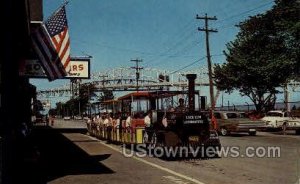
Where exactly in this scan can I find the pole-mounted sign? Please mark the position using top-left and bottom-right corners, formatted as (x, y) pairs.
(19, 57), (91, 79)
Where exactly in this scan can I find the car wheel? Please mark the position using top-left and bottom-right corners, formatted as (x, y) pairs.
(282, 122), (287, 132)
(220, 127), (229, 136)
(249, 131), (257, 136)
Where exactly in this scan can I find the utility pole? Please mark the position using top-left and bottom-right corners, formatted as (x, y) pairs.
(131, 58), (143, 92)
(196, 14), (217, 109)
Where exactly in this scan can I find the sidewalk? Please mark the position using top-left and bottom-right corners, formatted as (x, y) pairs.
(20, 125), (111, 184)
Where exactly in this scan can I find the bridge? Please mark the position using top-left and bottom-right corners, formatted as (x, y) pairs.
(37, 66), (211, 97)
(37, 66), (300, 99)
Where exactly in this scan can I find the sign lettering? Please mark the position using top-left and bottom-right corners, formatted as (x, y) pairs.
(19, 58), (90, 79)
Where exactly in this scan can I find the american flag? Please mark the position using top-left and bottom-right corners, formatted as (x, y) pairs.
(31, 6), (70, 81)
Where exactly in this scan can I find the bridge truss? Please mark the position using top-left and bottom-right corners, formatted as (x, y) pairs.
(37, 66), (210, 98)
(37, 66), (300, 100)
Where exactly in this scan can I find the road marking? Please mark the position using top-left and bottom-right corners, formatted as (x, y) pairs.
(85, 135), (205, 184)
(163, 175), (190, 184)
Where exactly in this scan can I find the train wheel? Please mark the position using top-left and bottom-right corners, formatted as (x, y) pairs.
(220, 127), (229, 136)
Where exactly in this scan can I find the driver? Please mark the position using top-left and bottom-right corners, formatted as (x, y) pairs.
(175, 98), (186, 112)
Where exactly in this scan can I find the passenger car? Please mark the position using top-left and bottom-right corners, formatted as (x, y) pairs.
(285, 118), (300, 135)
(213, 111), (266, 136)
(63, 116), (71, 120)
(74, 116), (83, 120)
(260, 110), (290, 129)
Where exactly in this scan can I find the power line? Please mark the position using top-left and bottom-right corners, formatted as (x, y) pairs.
(151, 18), (195, 49)
(145, 1), (274, 67)
(212, 1), (273, 27)
(148, 39), (200, 67)
(170, 56), (206, 74)
(169, 41), (200, 58)
(144, 30), (197, 67)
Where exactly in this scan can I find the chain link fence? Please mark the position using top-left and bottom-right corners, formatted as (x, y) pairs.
(215, 101), (300, 112)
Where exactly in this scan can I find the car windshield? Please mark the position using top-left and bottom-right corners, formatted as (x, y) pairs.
(266, 112), (283, 117)
(225, 113), (239, 119)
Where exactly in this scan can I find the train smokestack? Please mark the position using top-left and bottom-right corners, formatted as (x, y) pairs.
(186, 74), (197, 111)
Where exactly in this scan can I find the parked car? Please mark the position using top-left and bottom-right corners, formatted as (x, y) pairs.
(74, 116), (83, 120)
(63, 116), (71, 120)
(285, 118), (300, 135)
(213, 111), (266, 136)
(260, 110), (290, 129)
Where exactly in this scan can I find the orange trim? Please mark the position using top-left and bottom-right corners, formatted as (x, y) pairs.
(118, 92), (150, 100)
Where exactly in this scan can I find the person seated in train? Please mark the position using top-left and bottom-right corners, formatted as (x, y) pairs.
(106, 113), (113, 143)
(103, 114), (110, 127)
(95, 115), (101, 131)
(125, 113), (132, 128)
(175, 98), (187, 112)
(144, 110), (152, 128)
(115, 112), (121, 129)
(162, 115), (168, 128)
(109, 113), (113, 122)
(99, 115), (105, 127)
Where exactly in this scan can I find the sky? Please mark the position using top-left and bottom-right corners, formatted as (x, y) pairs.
(31, 0), (300, 108)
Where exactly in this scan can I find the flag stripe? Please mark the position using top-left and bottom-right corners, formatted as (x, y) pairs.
(31, 42), (54, 80)
(52, 37), (59, 48)
(34, 26), (58, 78)
(31, 5), (70, 81)
(58, 30), (69, 56)
(38, 25), (63, 78)
(56, 28), (68, 55)
(63, 54), (71, 68)
(60, 39), (70, 65)
(53, 35), (61, 46)
(54, 57), (67, 77)
(31, 29), (55, 80)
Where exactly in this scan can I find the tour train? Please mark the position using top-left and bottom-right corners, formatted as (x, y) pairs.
(87, 74), (221, 156)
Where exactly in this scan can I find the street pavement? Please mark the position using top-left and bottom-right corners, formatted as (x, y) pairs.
(30, 119), (300, 184)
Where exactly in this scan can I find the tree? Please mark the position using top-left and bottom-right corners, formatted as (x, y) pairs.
(53, 83), (99, 117)
(271, 0), (300, 77)
(214, 0), (299, 112)
(78, 83), (97, 114)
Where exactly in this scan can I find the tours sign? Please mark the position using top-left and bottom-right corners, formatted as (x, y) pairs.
(65, 59), (90, 78)
(19, 57), (90, 79)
